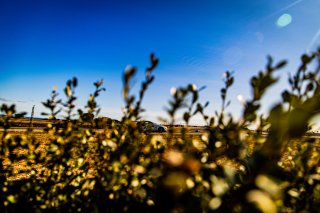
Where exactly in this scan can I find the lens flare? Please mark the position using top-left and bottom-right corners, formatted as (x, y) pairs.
(276, 13), (292, 28)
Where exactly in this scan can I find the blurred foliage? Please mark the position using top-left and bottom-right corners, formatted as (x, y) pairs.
(1, 51), (320, 212)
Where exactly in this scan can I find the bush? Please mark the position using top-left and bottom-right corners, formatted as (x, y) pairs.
(1, 51), (320, 212)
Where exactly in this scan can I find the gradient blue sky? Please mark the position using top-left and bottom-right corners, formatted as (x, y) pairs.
(1, 0), (320, 124)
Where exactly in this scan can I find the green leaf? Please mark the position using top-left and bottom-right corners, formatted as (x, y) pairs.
(275, 60), (287, 69)
(281, 90), (291, 103)
(288, 108), (311, 138)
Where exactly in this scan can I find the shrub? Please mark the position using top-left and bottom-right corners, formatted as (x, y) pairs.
(1, 51), (320, 212)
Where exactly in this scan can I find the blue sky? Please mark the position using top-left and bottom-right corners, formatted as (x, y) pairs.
(1, 0), (320, 124)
